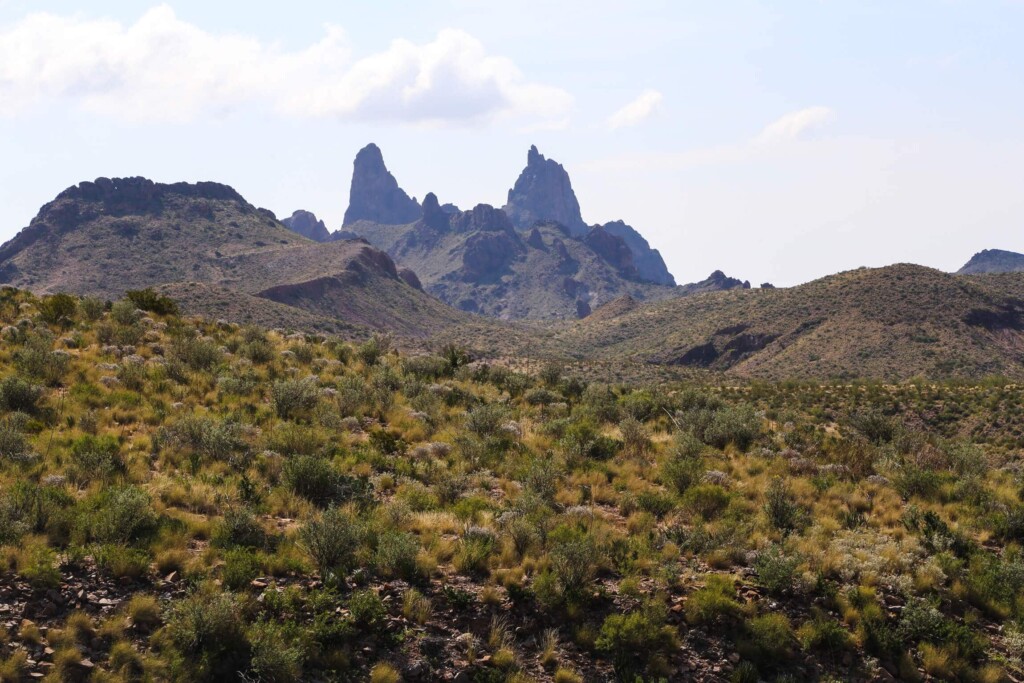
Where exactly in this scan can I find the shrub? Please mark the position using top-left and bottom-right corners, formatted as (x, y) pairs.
(703, 404), (761, 450)
(0, 416), (32, 464)
(753, 545), (799, 596)
(369, 663), (401, 683)
(764, 477), (804, 533)
(661, 433), (704, 494)
(349, 589), (387, 628)
(87, 485), (158, 545)
(685, 575), (740, 626)
(125, 288), (179, 315)
(125, 594), (162, 631)
(300, 507), (360, 583)
(38, 293), (77, 327)
(249, 622), (303, 683)
(796, 612), (851, 652)
(222, 549), (261, 590)
(240, 338), (276, 364)
(68, 434), (124, 484)
(272, 377), (320, 419)
(374, 531), (420, 580)
(95, 544), (151, 580)
(110, 300), (141, 326)
(170, 335), (223, 371)
(742, 613), (794, 663)
(682, 484), (731, 520)
(549, 529), (598, 599)
(595, 603), (677, 676)
(167, 587), (250, 681)
(213, 507), (268, 550)
(18, 543), (61, 590)
(402, 588), (433, 624)
(79, 297), (105, 321)
(0, 376), (43, 414)
(283, 455), (368, 508)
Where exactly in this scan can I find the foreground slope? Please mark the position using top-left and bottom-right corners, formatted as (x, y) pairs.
(558, 264), (1024, 380)
(1, 287), (1023, 682)
(0, 177), (470, 337)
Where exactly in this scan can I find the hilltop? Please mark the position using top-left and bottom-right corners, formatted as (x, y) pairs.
(0, 177), (470, 337)
(552, 264), (1024, 380)
(957, 248), (1024, 275)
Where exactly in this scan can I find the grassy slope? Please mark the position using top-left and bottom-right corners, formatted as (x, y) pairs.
(556, 264), (1024, 380)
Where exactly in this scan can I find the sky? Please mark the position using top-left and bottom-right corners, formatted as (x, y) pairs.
(0, 1), (1022, 287)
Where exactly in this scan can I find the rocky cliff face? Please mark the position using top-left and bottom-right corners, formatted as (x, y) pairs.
(957, 249), (1024, 275)
(282, 210), (331, 242)
(600, 220), (675, 286)
(678, 270), (751, 296)
(503, 146), (587, 236)
(342, 143), (421, 226)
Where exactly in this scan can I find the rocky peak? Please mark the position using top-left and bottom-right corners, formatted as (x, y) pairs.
(449, 204), (516, 234)
(677, 270), (751, 296)
(282, 210), (330, 242)
(600, 220), (675, 286)
(342, 143), (421, 226)
(421, 192), (450, 231)
(503, 145), (587, 236)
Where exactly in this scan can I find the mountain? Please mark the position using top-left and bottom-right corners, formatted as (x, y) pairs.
(552, 264), (1024, 380)
(0, 177), (469, 337)
(340, 145), (723, 319)
(601, 220), (676, 286)
(957, 248), (1024, 275)
(281, 210), (330, 242)
(503, 145), (587, 236)
(350, 192), (718, 319)
(342, 143), (421, 227)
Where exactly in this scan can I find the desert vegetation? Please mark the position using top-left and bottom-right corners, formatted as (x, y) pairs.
(1, 285), (1024, 681)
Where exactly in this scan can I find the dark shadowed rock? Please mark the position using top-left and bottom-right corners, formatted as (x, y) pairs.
(503, 146), (587, 236)
(421, 193), (450, 231)
(449, 204), (515, 234)
(282, 210), (331, 242)
(957, 249), (1024, 275)
(760, 282), (776, 289)
(342, 143), (421, 226)
(584, 226), (638, 279)
(398, 267), (423, 290)
(600, 220), (675, 285)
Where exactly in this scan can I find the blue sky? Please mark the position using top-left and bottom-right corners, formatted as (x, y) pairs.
(0, 1), (1022, 286)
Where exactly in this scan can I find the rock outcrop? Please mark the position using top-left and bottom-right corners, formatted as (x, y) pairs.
(342, 143), (421, 226)
(503, 146), (587, 236)
(600, 220), (675, 286)
(957, 249), (1024, 275)
(584, 226), (638, 280)
(282, 210), (331, 242)
(678, 270), (751, 296)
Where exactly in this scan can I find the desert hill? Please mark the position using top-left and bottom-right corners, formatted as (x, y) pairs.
(550, 264), (1024, 380)
(0, 177), (469, 336)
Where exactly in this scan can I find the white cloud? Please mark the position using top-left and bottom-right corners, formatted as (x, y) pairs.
(606, 89), (663, 129)
(756, 106), (835, 144)
(0, 5), (572, 126)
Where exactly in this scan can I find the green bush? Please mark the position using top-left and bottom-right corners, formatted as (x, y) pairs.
(248, 622), (303, 683)
(0, 376), (43, 414)
(170, 335), (223, 372)
(682, 484), (731, 520)
(796, 612), (851, 652)
(753, 545), (799, 596)
(167, 587), (250, 681)
(349, 588), (387, 628)
(213, 507), (268, 550)
(764, 477), (804, 533)
(549, 528), (598, 599)
(222, 549), (261, 590)
(283, 455), (369, 508)
(595, 603), (677, 676)
(86, 485), (158, 545)
(38, 293), (77, 327)
(742, 613), (794, 663)
(68, 434), (124, 484)
(300, 506), (360, 583)
(685, 575), (740, 626)
(125, 288), (179, 315)
(272, 377), (320, 419)
(95, 544), (151, 579)
(374, 531), (419, 580)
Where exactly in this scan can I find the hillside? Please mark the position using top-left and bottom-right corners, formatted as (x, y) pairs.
(0, 177), (470, 337)
(554, 264), (1024, 380)
(1, 287), (1023, 682)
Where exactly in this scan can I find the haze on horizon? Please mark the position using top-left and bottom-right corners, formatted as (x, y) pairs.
(0, 0), (1021, 288)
